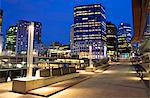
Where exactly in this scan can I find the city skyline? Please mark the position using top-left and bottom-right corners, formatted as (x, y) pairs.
(0, 1), (149, 98)
(1, 0), (133, 46)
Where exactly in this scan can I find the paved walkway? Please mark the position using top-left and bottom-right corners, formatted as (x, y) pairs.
(50, 64), (149, 98)
(28, 75), (90, 97)
(0, 64), (149, 98)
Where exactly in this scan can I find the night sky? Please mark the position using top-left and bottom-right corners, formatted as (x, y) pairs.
(0, 0), (133, 46)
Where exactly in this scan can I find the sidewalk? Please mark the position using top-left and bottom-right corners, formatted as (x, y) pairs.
(49, 64), (149, 98)
(0, 67), (105, 98)
(28, 75), (89, 97)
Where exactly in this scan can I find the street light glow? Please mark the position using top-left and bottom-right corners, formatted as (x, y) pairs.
(27, 22), (34, 78)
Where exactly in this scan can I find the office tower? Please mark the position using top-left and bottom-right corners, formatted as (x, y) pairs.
(117, 23), (132, 58)
(16, 20), (42, 54)
(106, 22), (117, 57)
(0, 9), (3, 55)
(5, 25), (18, 53)
(70, 25), (75, 56)
(73, 4), (106, 59)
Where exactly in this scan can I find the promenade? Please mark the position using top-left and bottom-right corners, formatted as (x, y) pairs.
(0, 63), (149, 98)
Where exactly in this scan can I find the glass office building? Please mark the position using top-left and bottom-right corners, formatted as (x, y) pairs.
(106, 22), (117, 57)
(117, 23), (132, 58)
(16, 20), (42, 54)
(73, 4), (106, 59)
(5, 25), (18, 52)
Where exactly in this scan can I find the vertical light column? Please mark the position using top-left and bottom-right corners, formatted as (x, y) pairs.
(0, 10), (3, 56)
(104, 46), (107, 57)
(0, 32), (2, 55)
(0, 39), (2, 55)
(27, 22), (34, 78)
(89, 46), (93, 68)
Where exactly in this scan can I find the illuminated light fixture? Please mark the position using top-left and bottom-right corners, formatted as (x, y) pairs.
(17, 64), (22, 68)
(126, 77), (141, 81)
(27, 22), (34, 78)
(21, 61), (26, 65)
(89, 46), (93, 68)
(104, 46), (107, 57)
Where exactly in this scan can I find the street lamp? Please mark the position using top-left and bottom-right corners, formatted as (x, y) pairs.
(27, 22), (34, 78)
(89, 46), (93, 68)
(85, 46), (96, 72)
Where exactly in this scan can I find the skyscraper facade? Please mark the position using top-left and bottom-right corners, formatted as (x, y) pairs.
(70, 24), (75, 57)
(16, 20), (42, 54)
(73, 4), (106, 59)
(117, 23), (132, 58)
(106, 22), (117, 57)
(5, 25), (18, 53)
(0, 9), (3, 55)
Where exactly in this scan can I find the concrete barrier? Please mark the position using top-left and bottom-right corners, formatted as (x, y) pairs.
(12, 73), (79, 93)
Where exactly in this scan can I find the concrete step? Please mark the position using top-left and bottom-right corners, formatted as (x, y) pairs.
(27, 76), (90, 97)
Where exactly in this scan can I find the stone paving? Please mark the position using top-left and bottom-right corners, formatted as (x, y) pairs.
(0, 63), (149, 98)
(28, 75), (90, 97)
(50, 64), (149, 98)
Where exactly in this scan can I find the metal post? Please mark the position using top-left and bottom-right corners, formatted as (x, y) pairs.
(27, 22), (34, 78)
(89, 46), (93, 68)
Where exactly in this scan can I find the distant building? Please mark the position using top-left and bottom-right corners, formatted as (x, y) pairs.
(38, 42), (48, 57)
(72, 4), (106, 59)
(70, 25), (74, 56)
(16, 20), (42, 55)
(5, 25), (18, 53)
(51, 42), (62, 47)
(106, 22), (117, 57)
(117, 23), (132, 58)
(48, 43), (71, 58)
(0, 9), (3, 55)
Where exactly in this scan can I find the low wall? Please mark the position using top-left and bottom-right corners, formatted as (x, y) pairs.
(40, 67), (77, 77)
(12, 73), (79, 93)
(141, 63), (150, 73)
(0, 68), (27, 83)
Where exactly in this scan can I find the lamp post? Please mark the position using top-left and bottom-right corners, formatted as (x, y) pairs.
(0, 33), (3, 56)
(89, 46), (93, 68)
(27, 22), (34, 78)
(85, 46), (96, 72)
(104, 46), (107, 58)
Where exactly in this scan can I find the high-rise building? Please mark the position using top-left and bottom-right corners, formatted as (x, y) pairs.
(70, 24), (74, 56)
(16, 20), (42, 54)
(5, 25), (18, 53)
(73, 4), (106, 59)
(0, 9), (3, 55)
(117, 23), (132, 58)
(106, 22), (117, 57)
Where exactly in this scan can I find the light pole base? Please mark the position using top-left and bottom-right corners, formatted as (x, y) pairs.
(86, 67), (96, 72)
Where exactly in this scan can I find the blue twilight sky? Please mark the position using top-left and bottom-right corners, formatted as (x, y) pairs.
(0, 0), (133, 46)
